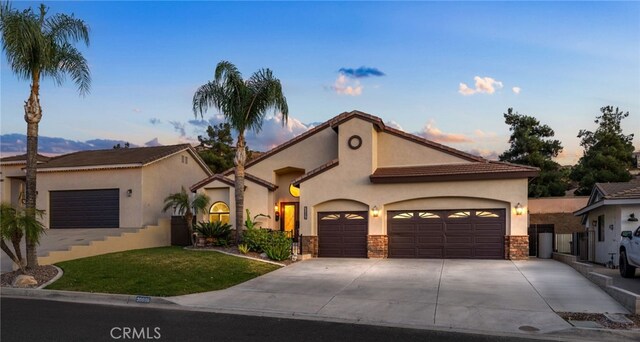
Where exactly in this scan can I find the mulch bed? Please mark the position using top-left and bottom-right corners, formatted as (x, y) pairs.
(557, 312), (640, 330)
(192, 245), (298, 266)
(1, 265), (59, 288)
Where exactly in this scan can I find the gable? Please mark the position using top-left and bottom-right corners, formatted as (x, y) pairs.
(377, 130), (473, 167)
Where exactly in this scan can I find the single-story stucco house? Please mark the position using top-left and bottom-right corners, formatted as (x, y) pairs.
(192, 110), (539, 260)
(0, 144), (212, 229)
(574, 180), (640, 266)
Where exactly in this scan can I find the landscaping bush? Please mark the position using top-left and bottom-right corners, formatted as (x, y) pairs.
(242, 228), (270, 252)
(195, 221), (233, 246)
(263, 231), (292, 261)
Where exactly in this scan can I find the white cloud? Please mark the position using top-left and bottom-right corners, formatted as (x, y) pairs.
(385, 120), (404, 131)
(417, 120), (473, 143)
(458, 76), (503, 96)
(512, 86), (521, 94)
(332, 74), (363, 96)
(132, 108), (142, 113)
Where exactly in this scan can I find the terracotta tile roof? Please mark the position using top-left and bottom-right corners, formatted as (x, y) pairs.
(0, 153), (51, 164)
(370, 161), (539, 183)
(292, 159), (339, 186)
(37, 144), (193, 170)
(190, 174), (235, 191)
(596, 181), (640, 200)
(191, 172), (277, 192)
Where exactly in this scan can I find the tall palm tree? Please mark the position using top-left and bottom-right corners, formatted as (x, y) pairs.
(193, 61), (288, 243)
(0, 2), (90, 268)
(162, 187), (210, 246)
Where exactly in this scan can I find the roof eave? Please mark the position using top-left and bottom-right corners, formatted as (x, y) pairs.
(369, 171), (539, 184)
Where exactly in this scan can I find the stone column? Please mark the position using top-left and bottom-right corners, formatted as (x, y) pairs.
(504, 235), (529, 260)
(367, 235), (388, 258)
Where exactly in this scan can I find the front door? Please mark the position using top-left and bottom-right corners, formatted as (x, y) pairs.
(281, 202), (299, 240)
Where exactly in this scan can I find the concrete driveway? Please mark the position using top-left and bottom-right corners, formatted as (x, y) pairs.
(0, 228), (138, 273)
(170, 258), (629, 337)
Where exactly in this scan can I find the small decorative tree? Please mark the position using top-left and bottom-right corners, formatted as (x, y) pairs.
(162, 187), (210, 246)
(0, 203), (45, 273)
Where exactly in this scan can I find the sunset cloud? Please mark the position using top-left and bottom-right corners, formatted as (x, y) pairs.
(332, 74), (363, 96)
(512, 86), (521, 94)
(417, 120), (473, 143)
(459, 76), (503, 96)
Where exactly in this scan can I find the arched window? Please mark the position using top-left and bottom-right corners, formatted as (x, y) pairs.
(209, 202), (230, 224)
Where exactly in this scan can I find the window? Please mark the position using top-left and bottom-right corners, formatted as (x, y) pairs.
(392, 212), (413, 219)
(418, 212), (440, 219)
(476, 211), (500, 218)
(345, 213), (365, 220)
(209, 202), (230, 224)
(448, 211), (470, 218)
(597, 215), (604, 242)
(289, 184), (300, 198)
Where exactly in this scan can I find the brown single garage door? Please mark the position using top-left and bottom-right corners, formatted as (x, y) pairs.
(318, 211), (368, 258)
(50, 189), (120, 229)
(388, 209), (504, 259)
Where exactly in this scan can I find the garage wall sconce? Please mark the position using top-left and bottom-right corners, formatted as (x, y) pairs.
(515, 203), (524, 216)
(609, 224), (614, 231)
(126, 189), (133, 197)
(371, 206), (380, 218)
(629, 213), (638, 222)
(274, 204), (280, 222)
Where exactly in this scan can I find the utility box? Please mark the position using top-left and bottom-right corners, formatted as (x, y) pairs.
(538, 232), (553, 259)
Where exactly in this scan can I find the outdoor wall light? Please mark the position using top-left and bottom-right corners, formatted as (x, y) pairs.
(274, 204), (280, 221)
(629, 213), (638, 222)
(515, 203), (524, 216)
(126, 189), (133, 197)
(371, 206), (380, 218)
(609, 224), (614, 231)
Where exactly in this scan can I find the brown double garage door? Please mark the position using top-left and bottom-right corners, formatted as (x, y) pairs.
(388, 209), (505, 259)
(317, 209), (505, 259)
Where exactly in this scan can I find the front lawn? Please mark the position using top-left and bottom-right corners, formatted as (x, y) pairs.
(46, 246), (280, 296)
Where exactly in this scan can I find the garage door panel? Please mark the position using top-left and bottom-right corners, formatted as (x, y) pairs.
(388, 209), (504, 259)
(318, 211), (368, 258)
(50, 189), (119, 229)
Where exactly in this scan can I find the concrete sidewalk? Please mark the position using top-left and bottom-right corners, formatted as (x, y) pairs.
(169, 258), (630, 338)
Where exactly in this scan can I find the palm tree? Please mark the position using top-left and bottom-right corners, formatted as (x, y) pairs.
(0, 2), (90, 268)
(162, 187), (210, 246)
(193, 61), (288, 243)
(0, 203), (45, 273)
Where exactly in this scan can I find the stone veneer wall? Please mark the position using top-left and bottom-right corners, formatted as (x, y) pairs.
(504, 235), (529, 260)
(367, 235), (388, 258)
(301, 235), (318, 257)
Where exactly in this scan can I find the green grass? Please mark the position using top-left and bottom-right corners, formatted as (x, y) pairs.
(46, 247), (280, 296)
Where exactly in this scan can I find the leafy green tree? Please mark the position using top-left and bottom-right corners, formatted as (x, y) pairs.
(197, 123), (235, 173)
(192, 61), (288, 243)
(162, 187), (210, 246)
(0, 2), (90, 268)
(570, 106), (635, 195)
(499, 108), (568, 197)
(0, 203), (45, 273)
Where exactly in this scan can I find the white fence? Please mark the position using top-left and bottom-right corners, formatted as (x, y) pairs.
(555, 233), (573, 254)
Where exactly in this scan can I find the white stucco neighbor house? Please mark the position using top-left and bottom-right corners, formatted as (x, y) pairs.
(574, 181), (640, 266)
(192, 110), (539, 259)
(0, 144), (212, 229)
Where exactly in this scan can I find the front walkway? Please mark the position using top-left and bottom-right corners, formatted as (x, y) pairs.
(0, 228), (139, 273)
(169, 258), (629, 337)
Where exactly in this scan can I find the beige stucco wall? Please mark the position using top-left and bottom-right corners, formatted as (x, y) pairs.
(0, 163), (25, 206)
(200, 180), (273, 230)
(142, 151), (210, 226)
(36, 167), (143, 229)
(377, 131), (470, 167)
(246, 127), (338, 182)
(529, 197), (589, 214)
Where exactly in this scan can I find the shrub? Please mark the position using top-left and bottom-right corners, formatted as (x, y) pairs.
(237, 243), (249, 254)
(263, 231), (292, 261)
(195, 221), (232, 240)
(242, 228), (270, 252)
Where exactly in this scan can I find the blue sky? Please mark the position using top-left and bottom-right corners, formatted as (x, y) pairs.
(2, 1), (639, 163)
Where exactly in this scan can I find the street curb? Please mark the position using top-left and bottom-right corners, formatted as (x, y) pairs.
(183, 247), (287, 267)
(37, 265), (63, 289)
(0, 287), (177, 308)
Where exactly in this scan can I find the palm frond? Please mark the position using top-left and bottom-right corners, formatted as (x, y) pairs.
(191, 193), (211, 215)
(44, 12), (90, 46)
(47, 42), (91, 95)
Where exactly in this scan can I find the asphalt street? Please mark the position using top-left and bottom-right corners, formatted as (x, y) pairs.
(1, 297), (543, 342)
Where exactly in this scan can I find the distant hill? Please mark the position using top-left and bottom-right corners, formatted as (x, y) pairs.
(0, 133), (163, 155)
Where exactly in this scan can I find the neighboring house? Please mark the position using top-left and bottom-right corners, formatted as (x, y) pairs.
(0, 144), (212, 229)
(528, 197), (588, 257)
(192, 110), (538, 259)
(574, 181), (640, 266)
(0, 153), (51, 206)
